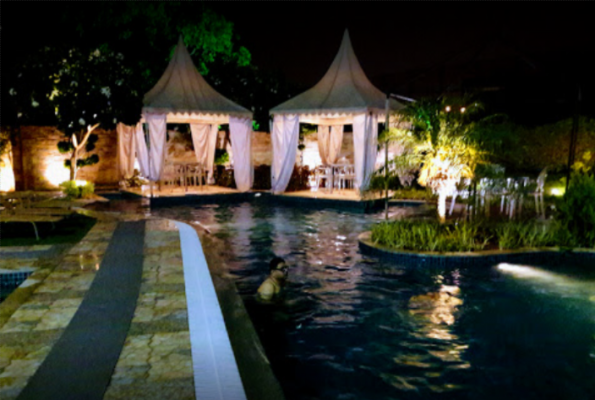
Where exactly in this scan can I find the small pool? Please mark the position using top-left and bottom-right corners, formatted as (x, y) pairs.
(0, 271), (33, 303)
(153, 202), (595, 400)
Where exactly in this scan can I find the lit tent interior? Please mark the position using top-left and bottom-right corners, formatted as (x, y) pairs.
(117, 36), (254, 191)
(269, 30), (404, 194)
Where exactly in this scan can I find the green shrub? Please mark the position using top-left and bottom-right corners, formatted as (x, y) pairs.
(214, 149), (230, 166)
(60, 180), (95, 199)
(557, 173), (595, 248)
(391, 187), (437, 201)
(371, 220), (489, 252)
(371, 219), (566, 253)
(494, 221), (557, 250)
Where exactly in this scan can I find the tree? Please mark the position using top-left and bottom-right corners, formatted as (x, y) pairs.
(9, 45), (142, 180)
(400, 97), (487, 222)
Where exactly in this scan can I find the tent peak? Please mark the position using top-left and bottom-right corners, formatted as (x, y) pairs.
(142, 38), (252, 119)
(270, 30), (404, 116)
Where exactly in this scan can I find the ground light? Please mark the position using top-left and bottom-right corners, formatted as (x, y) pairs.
(497, 263), (595, 300)
(44, 162), (70, 186)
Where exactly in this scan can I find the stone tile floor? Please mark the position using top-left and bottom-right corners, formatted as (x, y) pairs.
(0, 215), (195, 400)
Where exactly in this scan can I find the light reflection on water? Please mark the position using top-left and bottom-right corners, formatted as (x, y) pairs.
(151, 201), (595, 400)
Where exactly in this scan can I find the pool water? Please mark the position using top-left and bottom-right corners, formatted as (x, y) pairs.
(152, 202), (595, 400)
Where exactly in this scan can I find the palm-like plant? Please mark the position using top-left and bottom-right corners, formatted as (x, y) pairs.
(403, 97), (486, 222)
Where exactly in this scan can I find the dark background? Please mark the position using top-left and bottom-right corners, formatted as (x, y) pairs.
(2, 2), (594, 125)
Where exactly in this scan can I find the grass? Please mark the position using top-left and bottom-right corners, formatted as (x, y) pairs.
(0, 214), (96, 247)
(391, 187), (437, 202)
(371, 219), (578, 253)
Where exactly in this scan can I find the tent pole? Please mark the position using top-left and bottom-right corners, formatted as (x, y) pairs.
(384, 95), (390, 220)
(145, 122), (153, 199)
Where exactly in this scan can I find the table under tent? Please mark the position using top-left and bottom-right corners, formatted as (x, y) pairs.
(117, 37), (253, 198)
(269, 30), (404, 202)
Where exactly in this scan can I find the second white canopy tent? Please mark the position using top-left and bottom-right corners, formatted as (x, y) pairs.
(269, 30), (404, 195)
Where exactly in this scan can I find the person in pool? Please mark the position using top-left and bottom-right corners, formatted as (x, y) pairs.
(257, 257), (288, 302)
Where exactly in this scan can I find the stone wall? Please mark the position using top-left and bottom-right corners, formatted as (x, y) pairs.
(5, 126), (367, 190)
(10, 126), (119, 190)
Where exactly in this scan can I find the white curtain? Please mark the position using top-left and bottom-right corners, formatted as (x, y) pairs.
(134, 124), (150, 178)
(117, 123), (136, 179)
(317, 125), (344, 165)
(190, 124), (218, 183)
(271, 117), (283, 189)
(353, 113), (378, 192)
(145, 113), (167, 181)
(229, 117), (253, 192)
(271, 115), (299, 194)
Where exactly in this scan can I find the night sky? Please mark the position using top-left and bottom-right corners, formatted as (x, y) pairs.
(3, 2), (594, 122)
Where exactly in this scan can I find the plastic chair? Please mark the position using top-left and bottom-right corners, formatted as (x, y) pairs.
(529, 168), (547, 218)
(449, 178), (472, 216)
(316, 165), (333, 191)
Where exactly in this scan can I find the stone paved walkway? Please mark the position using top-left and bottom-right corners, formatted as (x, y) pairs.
(0, 219), (115, 399)
(0, 215), (195, 400)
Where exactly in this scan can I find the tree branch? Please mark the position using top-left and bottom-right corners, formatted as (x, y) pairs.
(76, 123), (100, 150)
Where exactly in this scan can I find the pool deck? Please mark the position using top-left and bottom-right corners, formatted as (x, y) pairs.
(121, 186), (411, 213)
(0, 209), (283, 400)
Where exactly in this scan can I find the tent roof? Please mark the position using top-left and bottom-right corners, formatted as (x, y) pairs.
(143, 37), (252, 122)
(270, 30), (404, 121)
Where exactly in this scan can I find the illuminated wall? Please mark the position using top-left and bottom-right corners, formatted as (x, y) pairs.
(11, 126), (119, 190)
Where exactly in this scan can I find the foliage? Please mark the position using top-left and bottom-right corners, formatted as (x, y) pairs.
(8, 44), (142, 179)
(556, 173), (595, 248)
(81, 3), (251, 77)
(371, 220), (490, 252)
(60, 180), (95, 199)
(484, 117), (595, 174)
(370, 125), (421, 192)
(494, 221), (559, 250)
(122, 169), (146, 188)
(391, 187), (437, 201)
(388, 97), (490, 221)
(370, 218), (588, 253)
(214, 149), (230, 165)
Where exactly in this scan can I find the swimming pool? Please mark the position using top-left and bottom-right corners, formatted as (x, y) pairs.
(153, 201), (595, 400)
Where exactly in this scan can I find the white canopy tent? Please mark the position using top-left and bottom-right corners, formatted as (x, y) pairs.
(118, 37), (254, 191)
(269, 30), (404, 194)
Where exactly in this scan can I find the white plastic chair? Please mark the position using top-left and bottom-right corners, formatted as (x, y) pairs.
(529, 168), (547, 218)
(449, 178), (472, 216)
(316, 165), (333, 191)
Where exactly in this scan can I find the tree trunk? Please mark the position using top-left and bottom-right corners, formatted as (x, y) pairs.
(438, 190), (447, 223)
(69, 150), (78, 181)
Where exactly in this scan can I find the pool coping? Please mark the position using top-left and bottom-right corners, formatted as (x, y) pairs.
(358, 231), (595, 266)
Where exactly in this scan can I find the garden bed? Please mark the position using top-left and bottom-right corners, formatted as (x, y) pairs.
(358, 231), (595, 267)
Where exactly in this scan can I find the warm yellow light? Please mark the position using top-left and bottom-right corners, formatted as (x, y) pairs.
(74, 180), (87, 187)
(44, 162), (70, 187)
(445, 106), (451, 112)
(0, 156), (16, 192)
(460, 107), (466, 113)
(550, 188), (564, 196)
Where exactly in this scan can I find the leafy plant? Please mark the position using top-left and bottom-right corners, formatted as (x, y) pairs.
(394, 96), (491, 222)
(371, 220), (489, 253)
(123, 169), (146, 188)
(557, 173), (595, 248)
(60, 180), (95, 199)
(214, 149), (230, 165)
